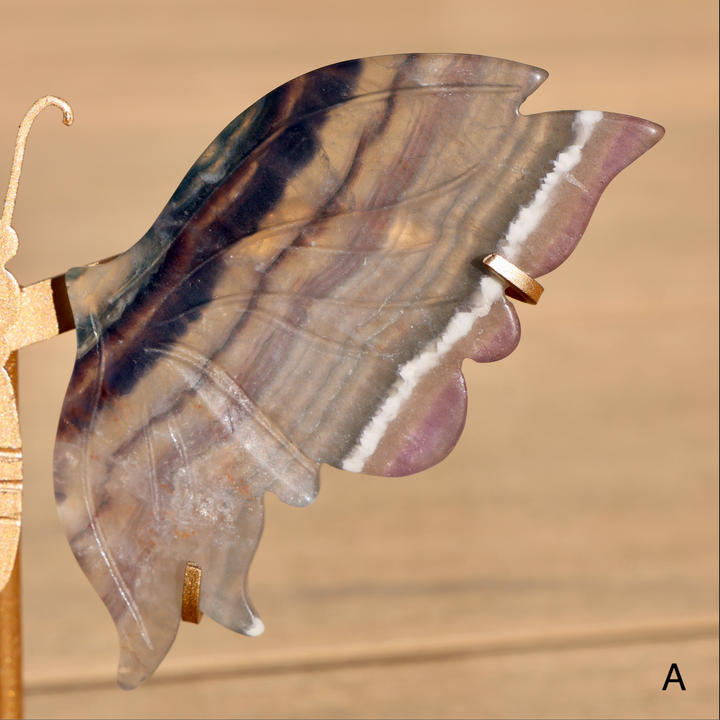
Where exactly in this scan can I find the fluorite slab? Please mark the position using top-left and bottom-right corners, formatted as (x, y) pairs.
(53, 54), (663, 688)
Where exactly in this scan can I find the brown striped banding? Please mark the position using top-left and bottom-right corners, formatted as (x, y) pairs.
(52, 54), (664, 688)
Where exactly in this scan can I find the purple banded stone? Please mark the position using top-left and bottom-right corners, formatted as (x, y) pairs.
(53, 54), (663, 688)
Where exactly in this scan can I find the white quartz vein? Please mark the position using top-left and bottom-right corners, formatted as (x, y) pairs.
(341, 110), (603, 473)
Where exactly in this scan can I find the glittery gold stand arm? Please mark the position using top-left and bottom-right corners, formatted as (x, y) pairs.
(0, 97), (73, 597)
(0, 97), (73, 720)
(0, 355), (21, 719)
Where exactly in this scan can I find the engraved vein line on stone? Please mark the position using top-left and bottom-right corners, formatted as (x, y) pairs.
(277, 237), (468, 445)
(98, 244), (172, 319)
(172, 71), (500, 286)
(76, 69), (357, 360)
(82, 314), (154, 648)
(143, 344), (315, 472)
(281, 196), (481, 445)
(155, 292), (459, 317)
(201, 83), (454, 416)
(185, 80), (507, 241)
(157, 292), (460, 376)
(341, 110), (603, 473)
(290, 139), (513, 446)
(198, 307), (381, 359)
(173, 148), (494, 310)
(313, 83), (520, 113)
(74, 65), (527, 430)
(258, 83), (483, 428)
(166, 416), (192, 489)
(341, 275), (502, 473)
(99, 80), (522, 485)
(242, 104), (516, 390)
(84, 77), (389, 362)
(155, 297), (454, 362)
(141, 420), (160, 519)
(83, 71), (499, 415)
(201, 82), (520, 184)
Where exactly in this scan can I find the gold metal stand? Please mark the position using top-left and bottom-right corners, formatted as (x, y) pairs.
(0, 352), (20, 719)
(0, 98), (74, 719)
(0, 551), (21, 720)
(181, 562), (203, 625)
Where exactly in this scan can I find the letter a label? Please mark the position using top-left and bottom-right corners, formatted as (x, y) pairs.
(662, 663), (686, 691)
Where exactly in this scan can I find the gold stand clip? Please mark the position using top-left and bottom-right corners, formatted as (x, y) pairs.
(181, 561), (203, 624)
(482, 253), (544, 305)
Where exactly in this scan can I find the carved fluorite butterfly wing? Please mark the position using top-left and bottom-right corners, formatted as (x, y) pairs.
(53, 54), (663, 688)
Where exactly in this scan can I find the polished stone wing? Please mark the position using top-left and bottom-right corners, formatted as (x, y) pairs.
(53, 54), (663, 688)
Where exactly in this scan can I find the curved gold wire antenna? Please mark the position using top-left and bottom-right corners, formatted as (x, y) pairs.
(1, 96), (73, 232)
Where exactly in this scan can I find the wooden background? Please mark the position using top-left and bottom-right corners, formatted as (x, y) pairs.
(0, 1), (717, 717)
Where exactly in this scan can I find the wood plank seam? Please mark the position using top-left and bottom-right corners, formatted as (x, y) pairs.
(25, 617), (719, 696)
